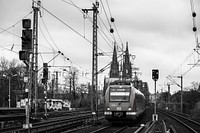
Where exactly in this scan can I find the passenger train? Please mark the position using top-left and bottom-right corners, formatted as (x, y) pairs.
(104, 80), (146, 121)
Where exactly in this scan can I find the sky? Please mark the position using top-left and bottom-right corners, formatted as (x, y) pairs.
(0, 0), (200, 94)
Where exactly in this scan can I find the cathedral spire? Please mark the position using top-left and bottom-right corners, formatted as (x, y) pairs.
(122, 42), (132, 79)
(109, 44), (119, 78)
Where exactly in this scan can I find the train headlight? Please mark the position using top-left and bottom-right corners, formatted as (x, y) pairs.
(107, 107), (110, 110)
(126, 112), (137, 115)
(128, 107), (131, 111)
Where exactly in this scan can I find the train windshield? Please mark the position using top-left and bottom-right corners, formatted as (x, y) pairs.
(109, 87), (131, 102)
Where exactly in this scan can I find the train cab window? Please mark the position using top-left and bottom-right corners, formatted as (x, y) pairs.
(109, 87), (131, 102)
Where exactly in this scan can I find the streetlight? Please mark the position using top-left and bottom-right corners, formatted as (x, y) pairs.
(3, 74), (18, 108)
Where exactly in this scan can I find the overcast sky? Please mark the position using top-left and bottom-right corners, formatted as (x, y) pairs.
(0, 0), (200, 93)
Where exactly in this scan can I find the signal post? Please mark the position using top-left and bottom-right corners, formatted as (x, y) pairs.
(82, 1), (99, 124)
(152, 69), (159, 121)
(19, 19), (33, 130)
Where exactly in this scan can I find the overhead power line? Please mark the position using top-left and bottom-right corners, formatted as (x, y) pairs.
(189, 0), (199, 48)
(0, 11), (33, 35)
(40, 17), (59, 51)
(40, 5), (91, 43)
(61, 0), (120, 57)
(38, 3), (109, 55)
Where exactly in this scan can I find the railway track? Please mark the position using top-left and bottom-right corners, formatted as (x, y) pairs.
(158, 109), (200, 133)
(0, 110), (98, 133)
(0, 109), (93, 128)
(89, 124), (128, 133)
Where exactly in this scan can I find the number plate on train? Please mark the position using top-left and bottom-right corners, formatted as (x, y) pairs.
(116, 107), (121, 110)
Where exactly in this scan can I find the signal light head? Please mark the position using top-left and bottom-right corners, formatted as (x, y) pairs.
(152, 69), (159, 81)
(19, 50), (28, 60)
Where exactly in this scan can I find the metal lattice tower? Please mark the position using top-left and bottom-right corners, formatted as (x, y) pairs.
(82, 1), (99, 120)
(92, 2), (99, 114)
(32, 0), (40, 115)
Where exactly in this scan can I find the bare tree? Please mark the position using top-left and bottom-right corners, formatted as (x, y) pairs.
(0, 57), (9, 71)
(191, 81), (199, 91)
(0, 57), (25, 107)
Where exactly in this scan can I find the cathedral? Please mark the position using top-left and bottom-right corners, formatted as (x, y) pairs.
(109, 44), (132, 80)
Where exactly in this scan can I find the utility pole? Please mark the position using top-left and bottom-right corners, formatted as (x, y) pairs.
(179, 76), (183, 113)
(167, 83), (170, 103)
(167, 75), (183, 113)
(55, 71), (58, 98)
(32, 0), (40, 116)
(82, 1), (99, 123)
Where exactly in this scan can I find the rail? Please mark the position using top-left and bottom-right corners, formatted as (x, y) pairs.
(1, 111), (94, 133)
(134, 124), (145, 133)
(143, 121), (155, 133)
(158, 109), (200, 133)
(15, 114), (91, 133)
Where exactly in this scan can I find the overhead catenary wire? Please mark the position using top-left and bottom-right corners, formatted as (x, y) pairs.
(113, 22), (123, 48)
(38, 2), (109, 56)
(38, 3), (92, 75)
(62, 0), (125, 59)
(0, 0), (119, 75)
(99, 0), (118, 45)
(40, 5), (91, 43)
(98, 16), (114, 49)
(61, 0), (117, 56)
(0, 11), (33, 34)
(0, 28), (20, 38)
(189, 0), (199, 47)
(100, 0), (111, 29)
(106, 0), (112, 19)
(168, 0), (200, 78)
(39, 24), (56, 52)
(98, 15), (115, 43)
(105, 0), (124, 50)
(0, 1), (91, 82)
(0, 11), (34, 57)
(65, 0), (125, 73)
(0, 45), (18, 54)
(39, 20), (88, 74)
(40, 17), (60, 51)
(33, 0), (125, 77)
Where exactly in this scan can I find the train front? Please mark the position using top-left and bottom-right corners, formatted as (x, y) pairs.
(104, 84), (136, 121)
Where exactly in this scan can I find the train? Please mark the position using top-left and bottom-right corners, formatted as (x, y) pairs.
(104, 80), (146, 121)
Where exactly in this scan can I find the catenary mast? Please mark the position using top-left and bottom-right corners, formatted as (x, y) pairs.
(32, 0), (40, 116)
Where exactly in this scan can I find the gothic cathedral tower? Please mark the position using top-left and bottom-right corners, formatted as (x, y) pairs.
(109, 45), (119, 78)
(122, 43), (132, 79)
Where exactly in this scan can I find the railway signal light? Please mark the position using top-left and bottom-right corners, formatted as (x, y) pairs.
(22, 19), (31, 29)
(19, 50), (28, 60)
(152, 69), (159, 81)
(21, 29), (32, 50)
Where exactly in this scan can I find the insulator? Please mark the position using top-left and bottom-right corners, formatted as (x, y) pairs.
(192, 12), (196, 17)
(110, 17), (115, 22)
(193, 27), (197, 32)
(110, 28), (114, 33)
